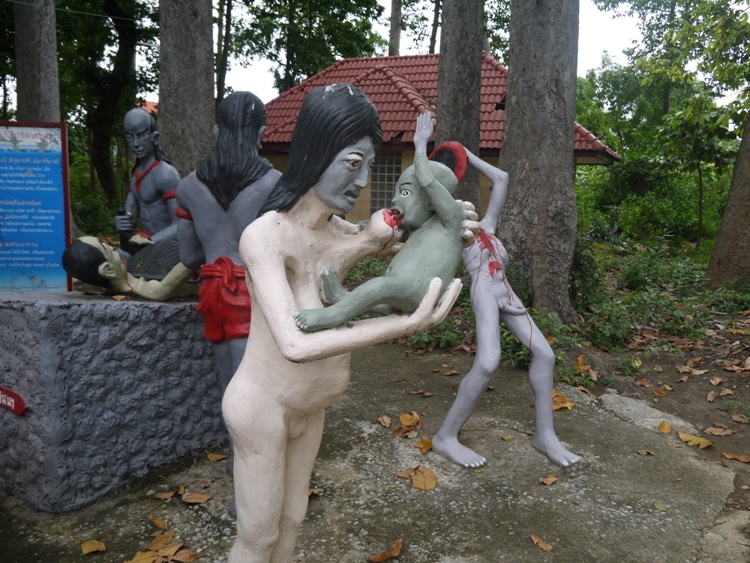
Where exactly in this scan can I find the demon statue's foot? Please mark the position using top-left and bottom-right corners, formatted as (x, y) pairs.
(294, 309), (341, 333)
(533, 432), (580, 467)
(432, 434), (486, 468)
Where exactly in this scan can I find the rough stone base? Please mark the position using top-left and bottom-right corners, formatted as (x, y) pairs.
(0, 292), (223, 512)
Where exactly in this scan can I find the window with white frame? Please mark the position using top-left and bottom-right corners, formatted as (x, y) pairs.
(369, 152), (402, 214)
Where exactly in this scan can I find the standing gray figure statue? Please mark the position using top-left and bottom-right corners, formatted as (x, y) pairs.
(115, 108), (181, 257)
(175, 92), (281, 510)
(222, 84), (462, 563)
(432, 149), (580, 468)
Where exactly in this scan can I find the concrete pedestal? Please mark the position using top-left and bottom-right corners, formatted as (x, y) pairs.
(0, 292), (223, 512)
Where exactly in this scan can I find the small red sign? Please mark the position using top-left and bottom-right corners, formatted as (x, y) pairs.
(0, 385), (26, 415)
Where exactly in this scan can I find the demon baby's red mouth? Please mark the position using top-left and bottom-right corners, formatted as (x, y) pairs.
(383, 208), (403, 228)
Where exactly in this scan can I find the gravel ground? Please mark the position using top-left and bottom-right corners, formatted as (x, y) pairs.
(2, 344), (750, 562)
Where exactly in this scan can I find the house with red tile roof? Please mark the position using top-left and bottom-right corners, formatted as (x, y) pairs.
(260, 51), (620, 224)
(138, 100), (159, 115)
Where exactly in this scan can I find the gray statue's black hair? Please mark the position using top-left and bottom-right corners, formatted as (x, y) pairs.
(197, 91), (274, 210)
(62, 239), (111, 289)
(260, 83), (382, 214)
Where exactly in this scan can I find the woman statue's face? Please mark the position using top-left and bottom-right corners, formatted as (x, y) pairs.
(314, 137), (376, 214)
(78, 236), (128, 281)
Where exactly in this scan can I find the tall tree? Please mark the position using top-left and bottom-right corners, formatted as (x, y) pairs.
(709, 126), (750, 289)
(435, 0), (483, 207)
(84, 0), (140, 202)
(592, 1), (750, 287)
(159, 0), (215, 177)
(497, 0), (580, 324)
(399, 0), (510, 61)
(14, 0), (59, 121)
(235, 0), (383, 93)
(389, 0), (402, 56)
(215, 0), (234, 104)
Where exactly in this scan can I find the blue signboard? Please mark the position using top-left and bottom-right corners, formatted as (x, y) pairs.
(0, 122), (70, 291)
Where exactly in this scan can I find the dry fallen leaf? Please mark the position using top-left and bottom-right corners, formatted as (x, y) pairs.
(153, 491), (176, 500)
(414, 437), (432, 454)
(732, 414), (748, 424)
(146, 531), (176, 551)
(530, 534), (553, 552)
(308, 488), (320, 496)
(399, 411), (421, 427)
(538, 472), (558, 486)
(709, 375), (724, 386)
(678, 431), (714, 450)
(148, 514), (168, 531)
(636, 378), (651, 387)
(636, 449), (654, 456)
(156, 543), (183, 559)
(657, 421), (673, 434)
(410, 466), (437, 490)
(408, 388), (434, 397)
(396, 467), (418, 479)
(394, 427), (415, 438)
(367, 538), (403, 563)
(720, 389), (734, 397)
(652, 389), (667, 397)
(206, 452), (227, 462)
(81, 539), (106, 554)
(501, 435), (514, 441)
(169, 547), (202, 562)
(124, 551), (157, 563)
(182, 492), (211, 504)
(705, 423), (735, 437)
(377, 415), (391, 428)
(551, 389), (575, 411)
(723, 451), (750, 463)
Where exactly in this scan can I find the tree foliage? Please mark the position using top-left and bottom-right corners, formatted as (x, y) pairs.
(585, 0), (749, 283)
(397, 0), (510, 61)
(231, 0), (385, 92)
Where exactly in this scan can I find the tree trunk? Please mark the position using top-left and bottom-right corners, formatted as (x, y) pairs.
(86, 0), (139, 202)
(216, 0), (233, 105)
(435, 0), (483, 208)
(707, 114), (750, 290)
(429, 0), (441, 54)
(497, 0), (579, 324)
(159, 0), (215, 177)
(14, 0), (59, 122)
(389, 0), (402, 56)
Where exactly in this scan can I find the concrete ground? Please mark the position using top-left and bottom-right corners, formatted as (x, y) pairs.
(2, 343), (749, 562)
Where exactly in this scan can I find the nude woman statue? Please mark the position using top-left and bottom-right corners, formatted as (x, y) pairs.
(294, 112), (467, 332)
(431, 149), (580, 469)
(222, 84), (462, 563)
